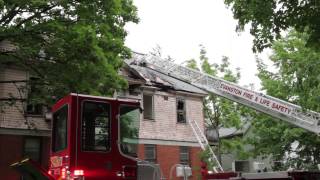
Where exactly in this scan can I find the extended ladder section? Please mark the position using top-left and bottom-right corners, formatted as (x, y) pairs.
(189, 119), (223, 172)
(133, 54), (320, 135)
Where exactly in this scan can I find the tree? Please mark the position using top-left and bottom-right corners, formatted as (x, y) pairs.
(224, 0), (320, 52)
(186, 45), (251, 167)
(0, 1), (138, 105)
(247, 30), (320, 170)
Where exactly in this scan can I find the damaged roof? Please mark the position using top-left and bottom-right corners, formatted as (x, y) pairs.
(125, 53), (207, 95)
(206, 122), (251, 143)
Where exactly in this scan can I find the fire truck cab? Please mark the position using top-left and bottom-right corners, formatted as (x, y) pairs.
(49, 93), (144, 180)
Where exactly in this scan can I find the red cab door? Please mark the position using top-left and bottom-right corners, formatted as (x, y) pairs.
(74, 97), (137, 180)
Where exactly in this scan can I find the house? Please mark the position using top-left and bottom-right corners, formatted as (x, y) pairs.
(207, 123), (273, 173)
(0, 64), (51, 180)
(119, 53), (208, 179)
(0, 51), (208, 179)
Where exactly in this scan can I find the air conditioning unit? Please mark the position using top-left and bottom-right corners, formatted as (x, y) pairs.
(253, 162), (266, 172)
(176, 165), (192, 177)
(232, 160), (250, 172)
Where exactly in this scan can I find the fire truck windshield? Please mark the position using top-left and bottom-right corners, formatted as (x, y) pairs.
(119, 105), (140, 157)
(82, 101), (111, 152)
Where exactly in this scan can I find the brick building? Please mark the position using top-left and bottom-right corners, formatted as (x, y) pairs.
(0, 65), (51, 180)
(0, 52), (207, 180)
(122, 53), (208, 179)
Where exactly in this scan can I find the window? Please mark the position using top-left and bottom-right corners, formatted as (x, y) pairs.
(52, 105), (68, 152)
(145, 145), (156, 163)
(24, 137), (41, 162)
(82, 101), (110, 152)
(177, 98), (186, 123)
(129, 85), (140, 96)
(143, 94), (154, 120)
(26, 77), (43, 115)
(26, 104), (43, 115)
(180, 146), (189, 165)
(233, 160), (250, 172)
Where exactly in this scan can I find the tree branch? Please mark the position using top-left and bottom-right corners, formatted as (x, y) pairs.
(2, 52), (45, 79)
(13, 81), (27, 113)
(0, 98), (26, 101)
(0, 5), (19, 25)
(0, 80), (28, 83)
(15, 5), (56, 28)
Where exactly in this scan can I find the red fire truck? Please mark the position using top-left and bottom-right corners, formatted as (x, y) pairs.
(11, 54), (320, 179)
(13, 93), (159, 180)
(12, 93), (320, 180)
(47, 93), (144, 179)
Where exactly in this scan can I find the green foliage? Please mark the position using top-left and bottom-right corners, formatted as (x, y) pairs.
(185, 59), (200, 71)
(224, 0), (320, 52)
(248, 30), (320, 170)
(221, 137), (250, 160)
(187, 45), (251, 129)
(199, 146), (217, 170)
(119, 107), (140, 156)
(120, 113), (139, 141)
(0, 0), (138, 105)
(186, 45), (252, 163)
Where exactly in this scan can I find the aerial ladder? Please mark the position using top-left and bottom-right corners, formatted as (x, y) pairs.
(9, 53), (320, 180)
(131, 53), (320, 173)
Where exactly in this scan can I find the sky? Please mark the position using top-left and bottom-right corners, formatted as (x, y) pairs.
(125, 0), (272, 90)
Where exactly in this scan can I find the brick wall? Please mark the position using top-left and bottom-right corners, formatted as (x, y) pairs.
(0, 67), (27, 129)
(0, 67), (50, 130)
(138, 89), (205, 179)
(139, 91), (205, 143)
(0, 135), (23, 180)
(0, 134), (50, 180)
(138, 144), (202, 180)
(0, 66), (28, 99)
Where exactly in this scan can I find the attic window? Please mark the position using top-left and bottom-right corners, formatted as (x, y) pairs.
(177, 97), (186, 123)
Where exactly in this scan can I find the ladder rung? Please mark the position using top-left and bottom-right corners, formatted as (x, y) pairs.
(188, 119), (224, 172)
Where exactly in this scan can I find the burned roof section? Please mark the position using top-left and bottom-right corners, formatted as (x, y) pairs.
(125, 53), (207, 95)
